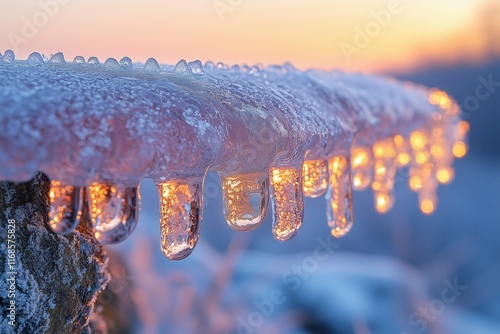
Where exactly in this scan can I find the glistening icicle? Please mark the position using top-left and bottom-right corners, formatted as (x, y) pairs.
(0, 52), (467, 259)
(48, 180), (83, 234)
(372, 139), (397, 213)
(270, 167), (304, 241)
(350, 146), (372, 191)
(87, 183), (140, 244)
(156, 178), (203, 260)
(326, 155), (353, 238)
(220, 172), (269, 232)
(302, 160), (328, 198)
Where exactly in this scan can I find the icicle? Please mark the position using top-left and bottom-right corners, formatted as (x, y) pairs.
(350, 146), (373, 191)
(87, 183), (140, 245)
(220, 171), (269, 232)
(270, 167), (304, 241)
(302, 160), (328, 198)
(325, 155), (353, 238)
(48, 180), (83, 234)
(156, 178), (203, 260)
(393, 134), (411, 167)
(371, 139), (397, 213)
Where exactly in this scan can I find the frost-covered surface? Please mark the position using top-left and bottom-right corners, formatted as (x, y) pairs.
(0, 52), (448, 186)
(0, 173), (109, 333)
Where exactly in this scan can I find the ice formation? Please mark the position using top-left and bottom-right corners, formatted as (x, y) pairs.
(0, 51), (468, 260)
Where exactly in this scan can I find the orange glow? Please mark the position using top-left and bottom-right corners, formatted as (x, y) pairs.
(429, 89), (452, 109)
(437, 168), (454, 184)
(453, 141), (467, 158)
(420, 199), (435, 215)
(457, 121), (470, 135)
(375, 193), (391, 214)
(410, 131), (428, 150)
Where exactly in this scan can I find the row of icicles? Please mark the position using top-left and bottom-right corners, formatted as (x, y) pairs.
(48, 105), (469, 260)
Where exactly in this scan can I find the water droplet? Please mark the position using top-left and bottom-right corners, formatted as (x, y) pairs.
(174, 59), (189, 74)
(27, 52), (44, 65)
(156, 178), (203, 260)
(48, 52), (65, 64)
(350, 146), (372, 190)
(73, 56), (86, 64)
(144, 58), (160, 72)
(88, 56), (100, 65)
(188, 60), (204, 74)
(374, 191), (394, 214)
(104, 57), (119, 68)
(216, 62), (225, 69)
(204, 61), (215, 70)
(120, 56), (132, 68)
(87, 183), (140, 245)
(221, 171), (269, 232)
(302, 160), (328, 197)
(48, 180), (83, 234)
(230, 64), (240, 73)
(270, 168), (304, 241)
(3, 50), (15, 63)
(326, 156), (353, 238)
(419, 193), (437, 215)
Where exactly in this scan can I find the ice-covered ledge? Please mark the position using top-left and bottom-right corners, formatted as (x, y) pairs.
(0, 50), (468, 260)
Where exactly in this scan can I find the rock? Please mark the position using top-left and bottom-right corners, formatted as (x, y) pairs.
(0, 173), (110, 333)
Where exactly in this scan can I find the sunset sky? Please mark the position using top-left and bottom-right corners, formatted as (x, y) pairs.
(0, 0), (498, 72)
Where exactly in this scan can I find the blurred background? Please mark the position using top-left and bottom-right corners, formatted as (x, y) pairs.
(2, 0), (499, 333)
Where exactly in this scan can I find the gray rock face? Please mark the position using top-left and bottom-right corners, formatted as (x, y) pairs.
(0, 173), (109, 333)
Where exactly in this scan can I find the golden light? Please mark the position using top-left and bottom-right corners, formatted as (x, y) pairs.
(420, 199), (435, 215)
(302, 160), (328, 198)
(375, 193), (391, 213)
(415, 152), (429, 165)
(429, 90), (452, 110)
(436, 168), (454, 184)
(452, 141), (467, 158)
(430, 144), (445, 159)
(409, 175), (423, 191)
(271, 167), (303, 241)
(397, 153), (411, 166)
(351, 147), (370, 168)
(410, 130), (428, 150)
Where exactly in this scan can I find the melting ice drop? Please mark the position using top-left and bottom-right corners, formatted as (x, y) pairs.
(302, 160), (328, 198)
(156, 178), (203, 260)
(87, 183), (140, 245)
(220, 172), (269, 232)
(326, 155), (353, 238)
(48, 180), (83, 234)
(271, 167), (304, 241)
